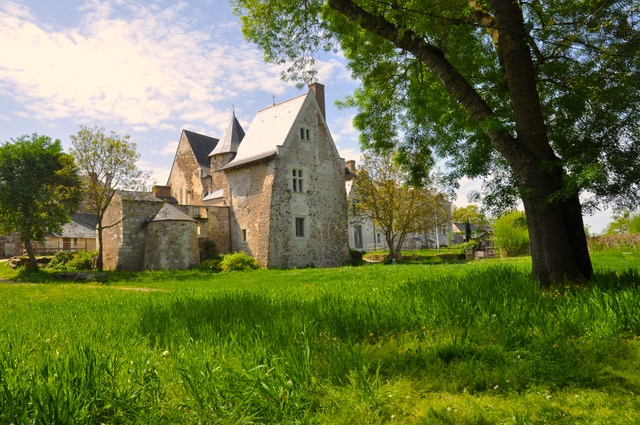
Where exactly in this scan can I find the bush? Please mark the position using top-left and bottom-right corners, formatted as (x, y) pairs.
(199, 257), (222, 272)
(199, 239), (217, 262)
(48, 251), (76, 270)
(220, 252), (260, 271)
(67, 250), (97, 270)
(347, 249), (364, 266)
(493, 211), (530, 257)
(48, 250), (96, 271)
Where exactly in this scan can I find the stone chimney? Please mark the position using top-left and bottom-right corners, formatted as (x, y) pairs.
(345, 160), (356, 174)
(152, 185), (172, 199)
(309, 82), (326, 119)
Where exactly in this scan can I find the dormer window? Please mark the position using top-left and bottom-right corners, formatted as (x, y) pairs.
(299, 127), (311, 141)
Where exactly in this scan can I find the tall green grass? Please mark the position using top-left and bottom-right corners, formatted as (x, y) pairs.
(1, 254), (639, 423)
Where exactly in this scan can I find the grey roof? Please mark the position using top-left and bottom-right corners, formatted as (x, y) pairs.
(210, 112), (245, 156)
(52, 213), (97, 239)
(183, 130), (219, 174)
(220, 93), (309, 171)
(150, 203), (195, 222)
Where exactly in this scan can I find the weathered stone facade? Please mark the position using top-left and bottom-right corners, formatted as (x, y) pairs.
(103, 83), (349, 270)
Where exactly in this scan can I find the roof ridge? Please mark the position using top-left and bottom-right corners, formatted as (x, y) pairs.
(256, 92), (307, 113)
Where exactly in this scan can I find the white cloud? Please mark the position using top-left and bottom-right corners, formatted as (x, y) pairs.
(0, 0), (287, 130)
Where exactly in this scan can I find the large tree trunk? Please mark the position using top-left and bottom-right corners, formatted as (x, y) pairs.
(490, 0), (593, 286)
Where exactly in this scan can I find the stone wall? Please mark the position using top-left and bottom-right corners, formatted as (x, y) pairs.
(167, 132), (209, 206)
(0, 232), (22, 258)
(224, 160), (275, 267)
(176, 204), (232, 255)
(101, 193), (164, 271)
(266, 95), (349, 268)
(144, 220), (200, 270)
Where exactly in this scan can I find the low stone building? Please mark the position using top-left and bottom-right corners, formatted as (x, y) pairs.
(102, 83), (350, 270)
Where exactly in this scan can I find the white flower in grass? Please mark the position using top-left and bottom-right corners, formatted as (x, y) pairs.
(162, 350), (170, 357)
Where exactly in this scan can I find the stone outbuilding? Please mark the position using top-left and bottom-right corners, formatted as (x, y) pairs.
(143, 203), (199, 270)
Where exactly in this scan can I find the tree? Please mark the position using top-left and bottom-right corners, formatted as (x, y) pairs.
(452, 205), (487, 226)
(70, 126), (150, 271)
(606, 209), (640, 235)
(350, 150), (448, 260)
(493, 211), (530, 257)
(0, 134), (83, 269)
(233, 0), (640, 285)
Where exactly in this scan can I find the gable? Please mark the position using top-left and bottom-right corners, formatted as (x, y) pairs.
(220, 94), (308, 170)
(183, 130), (219, 174)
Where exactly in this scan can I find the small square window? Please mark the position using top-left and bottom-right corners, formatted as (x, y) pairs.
(295, 217), (305, 238)
(299, 127), (311, 140)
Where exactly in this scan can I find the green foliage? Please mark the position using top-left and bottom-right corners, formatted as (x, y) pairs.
(48, 251), (76, 270)
(0, 134), (83, 268)
(198, 257), (222, 272)
(233, 0), (640, 211)
(199, 239), (218, 262)
(49, 250), (97, 271)
(493, 211), (530, 257)
(347, 248), (364, 266)
(606, 209), (640, 235)
(220, 252), (260, 271)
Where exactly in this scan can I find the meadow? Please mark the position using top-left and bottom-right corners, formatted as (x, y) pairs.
(0, 249), (639, 424)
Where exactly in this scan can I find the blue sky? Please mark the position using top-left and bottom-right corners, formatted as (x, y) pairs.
(0, 0), (613, 233)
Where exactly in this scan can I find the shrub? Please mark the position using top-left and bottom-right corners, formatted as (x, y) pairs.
(48, 251), (76, 270)
(67, 250), (97, 270)
(220, 252), (260, 271)
(48, 250), (96, 271)
(493, 211), (530, 257)
(199, 239), (217, 262)
(347, 249), (364, 266)
(199, 257), (222, 272)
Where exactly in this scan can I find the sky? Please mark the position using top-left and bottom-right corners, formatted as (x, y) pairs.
(0, 0), (613, 233)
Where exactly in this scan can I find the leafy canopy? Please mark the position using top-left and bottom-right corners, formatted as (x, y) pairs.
(350, 150), (449, 257)
(234, 0), (640, 212)
(0, 134), (83, 266)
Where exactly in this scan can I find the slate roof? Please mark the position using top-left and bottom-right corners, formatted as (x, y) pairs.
(183, 130), (219, 174)
(52, 213), (98, 239)
(210, 112), (245, 156)
(150, 203), (195, 222)
(220, 93), (308, 171)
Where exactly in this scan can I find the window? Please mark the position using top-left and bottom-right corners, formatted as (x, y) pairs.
(295, 217), (305, 238)
(354, 225), (363, 249)
(292, 169), (304, 192)
(299, 127), (311, 141)
(242, 229), (247, 242)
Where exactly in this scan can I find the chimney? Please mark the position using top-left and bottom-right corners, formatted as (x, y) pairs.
(308, 82), (326, 119)
(152, 185), (172, 199)
(345, 160), (356, 174)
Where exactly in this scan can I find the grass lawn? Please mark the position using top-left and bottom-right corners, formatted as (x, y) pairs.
(0, 249), (639, 423)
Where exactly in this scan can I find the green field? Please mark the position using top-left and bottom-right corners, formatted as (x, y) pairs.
(1, 250), (639, 423)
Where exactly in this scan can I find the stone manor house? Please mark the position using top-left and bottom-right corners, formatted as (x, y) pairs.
(99, 83), (350, 270)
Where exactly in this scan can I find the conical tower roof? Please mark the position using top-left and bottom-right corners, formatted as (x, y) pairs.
(150, 203), (195, 222)
(210, 112), (245, 156)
